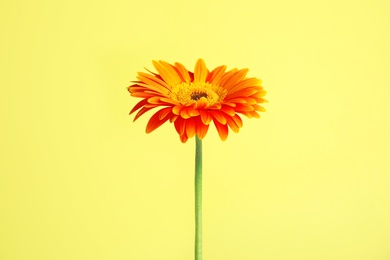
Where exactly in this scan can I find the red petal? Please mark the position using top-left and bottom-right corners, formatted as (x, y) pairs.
(195, 117), (209, 139)
(234, 103), (255, 112)
(145, 109), (172, 133)
(174, 117), (186, 135)
(213, 120), (229, 141)
(158, 107), (173, 120)
(133, 106), (154, 121)
(130, 99), (148, 114)
(180, 134), (189, 143)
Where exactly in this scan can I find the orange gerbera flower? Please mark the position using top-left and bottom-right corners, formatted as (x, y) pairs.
(128, 59), (267, 143)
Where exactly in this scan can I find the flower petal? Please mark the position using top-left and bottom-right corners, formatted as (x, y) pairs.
(152, 60), (183, 87)
(185, 118), (197, 138)
(207, 65), (227, 84)
(227, 77), (262, 94)
(158, 107), (173, 120)
(226, 116), (240, 133)
(210, 111), (227, 125)
(221, 68), (249, 91)
(180, 107), (191, 119)
(226, 87), (259, 99)
(194, 59), (208, 83)
(129, 98), (148, 115)
(214, 68), (237, 86)
(137, 72), (171, 94)
(220, 105), (236, 116)
(213, 120), (229, 141)
(180, 134), (189, 143)
(199, 110), (212, 125)
(188, 107), (200, 117)
(172, 105), (182, 115)
(174, 62), (191, 82)
(234, 103), (255, 112)
(174, 117), (186, 135)
(134, 106), (154, 121)
(196, 116), (209, 139)
(232, 114), (243, 128)
(145, 108), (172, 133)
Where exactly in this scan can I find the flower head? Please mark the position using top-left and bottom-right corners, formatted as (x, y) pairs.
(128, 59), (267, 143)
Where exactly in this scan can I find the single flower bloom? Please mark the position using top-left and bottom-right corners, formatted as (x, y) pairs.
(128, 59), (267, 143)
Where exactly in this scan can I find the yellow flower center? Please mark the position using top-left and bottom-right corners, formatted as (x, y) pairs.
(170, 82), (227, 106)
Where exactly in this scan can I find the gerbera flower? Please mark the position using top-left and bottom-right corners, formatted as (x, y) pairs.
(128, 59), (267, 143)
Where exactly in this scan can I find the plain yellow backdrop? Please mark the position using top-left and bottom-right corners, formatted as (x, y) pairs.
(1, 0), (390, 259)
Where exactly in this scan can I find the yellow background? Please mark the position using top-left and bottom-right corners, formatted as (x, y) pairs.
(1, 0), (390, 259)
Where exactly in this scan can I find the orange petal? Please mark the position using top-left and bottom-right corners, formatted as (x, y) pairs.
(172, 105), (182, 115)
(145, 109), (171, 133)
(185, 118), (196, 138)
(226, 87), (259, 99)
(160, 97), (180, 105)
(227, 98), (250, 104)
(174, 62), (191, 82)
(207, 65), (227, 84)
(227, 77), (261, 94)
(194, 59), (208, 83)
(238, 111), (253, 118)
(221, 68), (249, 91)
(226, 116), (240, 133)
(130, 91), (157, 99)
(188, 107), (200, 117)
(213, 120), (229, 141)
(196, 98), (208, 109)
(196, 116), (209, 139)
(152, 60), (182, 87)
(253, 104), (266, 112)
(137, 72), (171, 94)
(199, 110), (212, 125)
(180, 107), (191, 119)
(210, 111), (227, 125)
(147, 97), (165, 105)
(220, 105), (236, 116)
(214, 68), (237, 86)
(250, 111), (260, 118)
(232, 114), (243, 128)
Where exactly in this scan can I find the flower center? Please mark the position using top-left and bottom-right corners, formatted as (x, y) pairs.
(170, 82), (227, 106)
(190, 92), (208, 101)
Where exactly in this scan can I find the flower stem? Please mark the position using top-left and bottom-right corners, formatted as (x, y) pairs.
(195, 135), (203, 260)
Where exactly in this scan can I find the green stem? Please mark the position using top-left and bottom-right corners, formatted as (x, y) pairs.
(195, 135), (203, 260)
